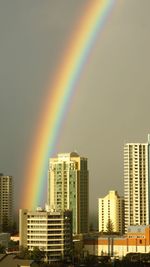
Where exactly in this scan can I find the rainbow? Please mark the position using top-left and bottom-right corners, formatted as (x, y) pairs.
(21, 0), (116, 209)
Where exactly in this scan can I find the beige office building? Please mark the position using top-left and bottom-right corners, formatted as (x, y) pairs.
(0, 174), (14, 232)
(48, 152), (89, 235)
(98, 190), (124, 234)
(19, 207), (72, 263)
(124, 135), (150, 232)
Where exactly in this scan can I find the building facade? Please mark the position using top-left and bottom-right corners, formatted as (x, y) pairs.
(124, 136), (150, 232)
(19, 207), (72, 263)
(98, 191), (124, 234)
(48, 152), (89, 234)
(0, 174), (14, 232)
(84, 225), (150, 258)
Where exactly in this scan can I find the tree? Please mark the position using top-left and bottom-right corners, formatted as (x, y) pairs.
(106, 219), (114, 234)
(31, 247), (45, 262)
(18, 246), (31, 259)
(0, 244), (6, 253)
(8, 239), (19, 248)
(11, 221), (18, 235)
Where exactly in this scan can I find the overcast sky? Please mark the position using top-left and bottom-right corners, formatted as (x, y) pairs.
(0, 0), (150, 217)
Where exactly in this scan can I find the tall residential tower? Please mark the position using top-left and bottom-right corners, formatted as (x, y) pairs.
(98, 190), (124, 234)
(0, 174), (14, 232)
(124, 135), (150, 232)
(48, 152), (89, 234)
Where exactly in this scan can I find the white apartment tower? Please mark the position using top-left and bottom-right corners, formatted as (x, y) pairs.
(48, 152), (89, 235)
(0, 174), (14, 232)
(98, 190), (124, 234)
(124, 135), (150, 232)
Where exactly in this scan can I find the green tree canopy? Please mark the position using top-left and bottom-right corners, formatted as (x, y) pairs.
(106, 218), (114, 234)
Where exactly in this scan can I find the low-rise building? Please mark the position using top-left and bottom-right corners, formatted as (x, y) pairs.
(84, 225), (150, 258)
(19, 206), (72, 263)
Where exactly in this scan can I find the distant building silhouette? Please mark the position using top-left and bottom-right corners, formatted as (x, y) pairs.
(0, 174), (14, 232)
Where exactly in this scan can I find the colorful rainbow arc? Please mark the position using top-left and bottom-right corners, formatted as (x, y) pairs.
(21, 0), (115, 209)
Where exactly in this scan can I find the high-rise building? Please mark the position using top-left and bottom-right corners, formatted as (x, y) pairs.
(98, 190), (124, 234)
(19, 207), (72, 263)
(0, 174), (14, 232)
(124, 135), (150, 232)
(48, 152), (89, 235)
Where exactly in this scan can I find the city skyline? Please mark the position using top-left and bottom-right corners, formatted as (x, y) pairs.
(0, 0), (150, 215)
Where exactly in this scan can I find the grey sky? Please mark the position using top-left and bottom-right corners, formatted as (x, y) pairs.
(0, 0), (150, 217)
